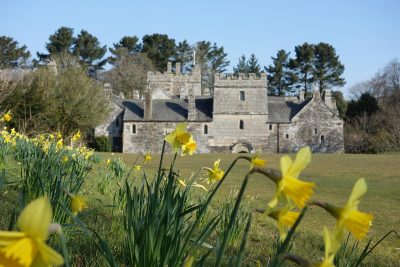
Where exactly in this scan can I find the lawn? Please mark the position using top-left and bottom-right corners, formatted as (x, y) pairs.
(91, 152), (400, 266)
(1, 152), (399, 266)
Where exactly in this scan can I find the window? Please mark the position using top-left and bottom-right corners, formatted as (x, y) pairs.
(269, 124), (273, 130)
(132, 124), (136, 134)
(314, 128), (317, 134)
(285, 133), (289, 139)
(320, 135), (325, 144)
(239, 120), (244, 129)
(204, 125), (208, 134)
(240, 91), (245, 101)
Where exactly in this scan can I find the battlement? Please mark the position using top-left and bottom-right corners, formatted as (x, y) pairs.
(214, 72), (267, 81)
(214, 72), (267, 88)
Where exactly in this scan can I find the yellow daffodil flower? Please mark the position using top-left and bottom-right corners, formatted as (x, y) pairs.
(106, 158), (111, 165)
(177, 179), (187, 187)
(144, 152), (152, 163)
(250, 152), (266, 170)
(204, 159), (224, 184)
(316, 228), (339, 267)
(321, 178), (373, 240)
(181, 135), (197, 156)
(70, 195), (88, 216)
(56, 132), (62, 139)
(71, 131), (81, 142)
(165, 122), (191, 152)
(62, 156), (69, 163)
(0, 197), (64, 266)
(268, 207), (300, 242)
(269, 146), (315, 209)
(1, 111), (12, 122)
(133, 165), (142, 171)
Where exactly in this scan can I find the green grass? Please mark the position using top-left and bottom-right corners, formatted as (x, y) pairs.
(1, 152), (400, 266)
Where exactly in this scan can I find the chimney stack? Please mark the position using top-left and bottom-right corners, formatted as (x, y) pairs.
(175, 62), (181, 75)
(322, 89), (332, 108)
(188, 87), (196, 121)
(299, 90), (305, 102)
(144, 89), (152, 120)
(132, 90), (139, 99)
(167, 61), (172, 73)
(312, 85), (321, 100)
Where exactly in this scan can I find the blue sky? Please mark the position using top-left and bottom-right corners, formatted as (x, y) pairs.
(1, 0), (399, 97)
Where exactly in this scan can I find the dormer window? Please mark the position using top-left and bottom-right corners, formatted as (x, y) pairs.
(240, 91), (245, 101)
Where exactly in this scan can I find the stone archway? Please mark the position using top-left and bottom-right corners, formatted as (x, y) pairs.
(231, 142), (253, 153)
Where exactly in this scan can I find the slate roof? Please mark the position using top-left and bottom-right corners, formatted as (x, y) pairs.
(113, 95), (309, 123)
(114, 96), (213, 122)
(267, 96), (309, 123)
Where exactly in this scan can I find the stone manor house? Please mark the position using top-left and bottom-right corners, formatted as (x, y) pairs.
(95, 62), (344, 154)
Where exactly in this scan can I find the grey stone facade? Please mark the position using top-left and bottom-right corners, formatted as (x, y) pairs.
(95, 62), (344, 154)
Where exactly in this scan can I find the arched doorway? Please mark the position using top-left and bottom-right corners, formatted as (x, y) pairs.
(231, 142), (253, 153)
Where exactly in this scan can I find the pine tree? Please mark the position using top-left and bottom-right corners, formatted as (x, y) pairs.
(109, 35), (141, 65)
(141, 34), (176, 71)
(175, 40), (193, 72)
(313, 42), (345, 92)
(289, 43), (315, 95)
(266, 49), (292, 96)
(247, 54), (261, 74)
(0, 36), (30, 68)
(37, 27), (74, 62)
(72, 30), (107, 73)
(233, 55), (247, 74)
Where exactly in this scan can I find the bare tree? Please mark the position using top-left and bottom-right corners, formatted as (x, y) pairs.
(106, 53), (155, 98)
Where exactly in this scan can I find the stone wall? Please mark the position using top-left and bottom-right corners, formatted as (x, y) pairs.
(147, 63), (201, 97)
(94, 101), (124, 150)
(266, 97), (344, 153)
(122, 121), (211, 154)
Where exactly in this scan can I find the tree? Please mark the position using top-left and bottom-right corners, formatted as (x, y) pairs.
(266, 49), (292, 95)
(247, 54), (261, 74)
(107, 53), (155, 98)
(346, 93), (379, 119)
(141, 34), (176, 71)
(37, 27), (74, 62)
(72, 30), (108, 73)
(3, 55), (109, 136)
(193, 41), (230, 92)
(289, 43), (315, 95)
(233, 55), (248, 74)
(175, 40), (193, 72)
(331, 90), (347, 118)
(109, 35), (141, 65)
(0, 36), (30, 69)
(313, 42), (345, 92)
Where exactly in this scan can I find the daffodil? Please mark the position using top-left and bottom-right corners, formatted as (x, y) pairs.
(165, 122), (191, 152)
(204, 159), (224, 184)
(133, 165), (142, 171)
(144, 152), (152, 163)
(181, 135), (197, 156)
(268, 207), (300, 242)
(269, 146), (315, 209)
(177, 179), (187, 187)
(0, 197), (64, 266)
(106, 158), (111, 165)
(315, 228), (339, 267)
(62, 156), (69, 163)
(71, 131), (81, 143)
(320, 178), (373, 240)
(1, 111), (12, 122)
(250, 152), (266, 170)
(70, 195), (87, 216)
